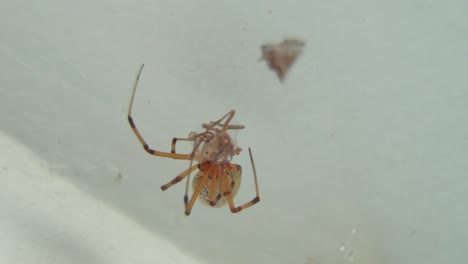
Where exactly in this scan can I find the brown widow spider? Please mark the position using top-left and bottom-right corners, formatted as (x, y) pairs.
(127, 64), (260, 215)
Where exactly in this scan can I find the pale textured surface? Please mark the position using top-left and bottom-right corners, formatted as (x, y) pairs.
(1, 1), (467, 263)
(0, 132), (202, 264)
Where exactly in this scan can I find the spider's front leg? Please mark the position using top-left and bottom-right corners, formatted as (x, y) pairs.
(127, 64), (191, 160)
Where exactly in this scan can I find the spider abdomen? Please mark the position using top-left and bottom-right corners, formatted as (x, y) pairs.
(193, 163), (242, 208)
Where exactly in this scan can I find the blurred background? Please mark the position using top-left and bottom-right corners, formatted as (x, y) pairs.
(1, 1), (467, 263)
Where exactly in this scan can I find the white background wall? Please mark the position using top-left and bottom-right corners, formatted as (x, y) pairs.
(1, 1), (467, 263)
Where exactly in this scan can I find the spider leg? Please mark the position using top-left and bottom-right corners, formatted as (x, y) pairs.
(181, 133), (212, 203)
(171, 131), (207, 154)
(184, 158), (195, 206)
(208, 166), (225, 206)
(202, 123), (245, 130)
(225, 148), (260, 213)
(128, 64), (191, 160)
(170, 136), (194, 154)
(160, 164), (199, 191)
(171, 110), (240, 156)
(185, 170), (209, 216)
(209, 193), (223, 207)
(203, 110), (236, 132)
(208, 173), (218, 205)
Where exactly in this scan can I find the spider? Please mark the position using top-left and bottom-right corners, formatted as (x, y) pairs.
(127, 64), (260, 215)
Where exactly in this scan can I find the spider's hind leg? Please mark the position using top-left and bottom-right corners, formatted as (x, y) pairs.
(225, 148), (260, 213)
